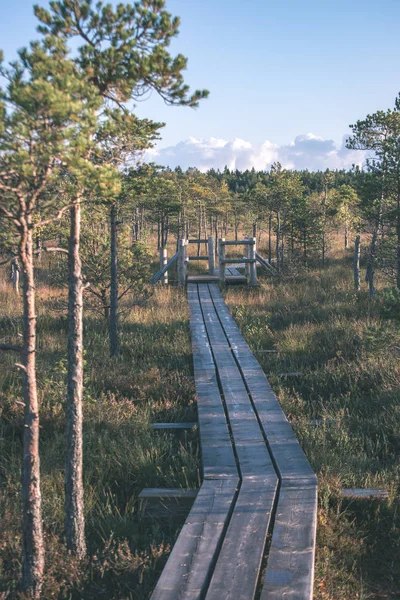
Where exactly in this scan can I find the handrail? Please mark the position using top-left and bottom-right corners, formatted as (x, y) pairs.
(151, 252), (179, 283)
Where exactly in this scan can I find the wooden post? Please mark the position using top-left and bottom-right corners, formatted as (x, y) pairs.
(160, 247), (168, 285)
(249, 237), (257, 286)
(354, 235), (361, 292)
(218, 238), (226, 283)
(178, 239), (187, 286)
(244, 237), (250, 282)
(208, 236), (215, 275)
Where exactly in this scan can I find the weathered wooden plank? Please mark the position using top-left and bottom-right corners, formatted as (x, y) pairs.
(187, 284), (238, 480)
(208, 284), (316, 485)
(139, 488), (199, 519)
(226, 266), (241, 276)
(220, 240), (255, 246)
(261, 484), (317, 600)
(187, 255), (209, 261)
(187, 275), (220, 283)
(198, 286), (275, 477)
(151, 479), (239, 600)
(340, 488), (389, 499)
(207, 283), (317, 598)
(206, 476), (277, 600)
(220, 258), (256, 264)
(151, 251), (178, 283)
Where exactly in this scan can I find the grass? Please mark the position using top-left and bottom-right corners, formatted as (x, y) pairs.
(1, 239), (400, 599)
(224, 247), (400, 600)
(0, 263), (199, 599)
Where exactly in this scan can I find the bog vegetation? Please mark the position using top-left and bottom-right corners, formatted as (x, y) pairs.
(1, 0), (400, 599)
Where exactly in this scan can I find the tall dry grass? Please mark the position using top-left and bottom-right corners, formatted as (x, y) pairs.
(0, 263), (198, 599)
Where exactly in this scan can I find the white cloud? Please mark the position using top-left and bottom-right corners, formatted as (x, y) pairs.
(145, 133), (366, 172)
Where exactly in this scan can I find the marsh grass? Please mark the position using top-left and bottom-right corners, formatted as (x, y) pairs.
(224, 247), (400, 600)
(2, 238), (400, 599)
(0, 266), (199, 598)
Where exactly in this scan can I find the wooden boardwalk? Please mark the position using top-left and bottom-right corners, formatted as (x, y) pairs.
(151, 283), (317, 600)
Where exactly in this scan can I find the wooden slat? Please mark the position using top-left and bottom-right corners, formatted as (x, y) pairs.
(220, 240), (255, 246)
(151, 251), (179, 283)
(220, 258), (256, 264)
(340, 488), (389, 499)
(187, 275), (220, 284)
(187, 284), (238, 479)
(261, 484), (317, 600)
(198, 285), (278, 599)
(206, 477), (277, 600)
(208, 284), (316, 485)
(207, 284), (317, 599)
(151, 479), (239, 600)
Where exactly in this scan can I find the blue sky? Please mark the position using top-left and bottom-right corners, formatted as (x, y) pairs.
(1, 0), (400, 170)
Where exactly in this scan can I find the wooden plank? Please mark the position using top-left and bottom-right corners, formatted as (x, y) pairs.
(255, 252), (278, 276)
(187, 284), (238, 480)
(226, 266), (241, 276)
(207, 283), (317, 598)
(208, 284), (316, 485)
(151, 251), (178, 283)
(196, 285), (279, 597)
(188, 238), (208, 244)
(139, 488), (199, 519)
(208, 236), (215, 276)
(220, 240), (255, 246)
(340, 488), (389, 499)
(198, 285), (277, 478)
(187, 275), (220, 283)
(261, 483), (317, 600)
(151, 479), (239, 600)
(187, 256), (209, 261)
(151, 422), (197, 430)
(220, 258), (256, 264)
(206, 477), (277, 600)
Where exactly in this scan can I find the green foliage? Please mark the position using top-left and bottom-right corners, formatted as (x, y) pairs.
(34, 0), (209, 107)
(378, 286), (400, 320)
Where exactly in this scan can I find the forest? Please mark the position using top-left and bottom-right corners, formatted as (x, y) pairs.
(1, 0), (400, 599)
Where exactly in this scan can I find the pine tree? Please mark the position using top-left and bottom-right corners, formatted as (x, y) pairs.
(34, 0), (208, 556)
(0, 37), (116, 596)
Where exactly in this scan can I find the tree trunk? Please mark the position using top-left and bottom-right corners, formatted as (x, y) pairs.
(303, 227), (307, 266)
(20, 227), (45, 598)
(276, 211), (280, 267)
(65, 201), (86, 558)
(397, 197), (400, 290)
(110, 202), (120, 357)
(268, 214), (272, 263)
(252, 220), (257, 238)
(345, 225), (349, 250)
(354, 235), (361, 292)
(365, 228), (378, 297)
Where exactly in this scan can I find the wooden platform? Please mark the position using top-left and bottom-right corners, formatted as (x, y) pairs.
(151, 284), (317, 600)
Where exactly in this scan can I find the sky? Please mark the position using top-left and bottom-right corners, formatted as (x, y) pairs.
(1, 0), (400, 171)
